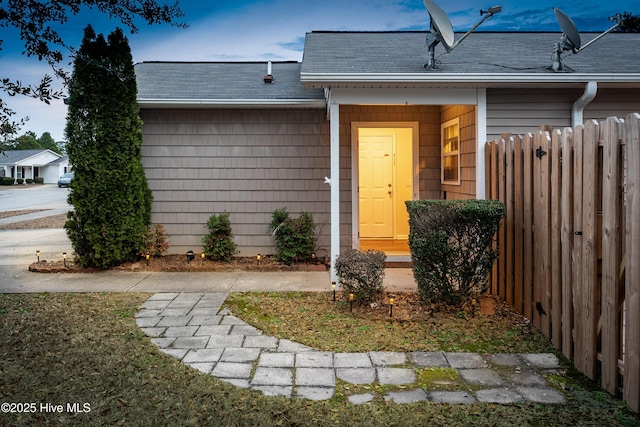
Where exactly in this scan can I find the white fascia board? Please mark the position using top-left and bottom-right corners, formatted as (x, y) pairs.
(137, 98), (326, 108)
(330, 87), (477, 105)
(301, 72), (640, 85)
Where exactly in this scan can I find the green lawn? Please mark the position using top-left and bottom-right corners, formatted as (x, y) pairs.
(0, 292), (638, 426)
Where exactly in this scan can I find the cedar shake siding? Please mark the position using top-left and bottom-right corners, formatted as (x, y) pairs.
(140, 108), (331, 256)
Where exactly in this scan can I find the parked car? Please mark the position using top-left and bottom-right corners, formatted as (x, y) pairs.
(57, 172), (74, 188)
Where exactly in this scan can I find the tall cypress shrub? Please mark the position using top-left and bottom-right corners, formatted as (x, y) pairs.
(65, 26), (152, 269)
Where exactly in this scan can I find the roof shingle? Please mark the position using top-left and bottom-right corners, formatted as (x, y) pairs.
(300, 31), (640, 76)
(135, 61), (324, 101)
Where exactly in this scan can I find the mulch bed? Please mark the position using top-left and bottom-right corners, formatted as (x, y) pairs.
(28, 254), (328, 273)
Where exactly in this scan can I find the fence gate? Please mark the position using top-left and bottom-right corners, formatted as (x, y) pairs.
(485, 113), (640, 413)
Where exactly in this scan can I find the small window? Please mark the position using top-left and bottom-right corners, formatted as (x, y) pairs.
(441, 118), (460, 185)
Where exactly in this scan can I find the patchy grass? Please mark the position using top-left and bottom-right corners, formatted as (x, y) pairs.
(223, 292), (554, 354)
(0, 293), (639, 426)
(415, 367), (465, 391)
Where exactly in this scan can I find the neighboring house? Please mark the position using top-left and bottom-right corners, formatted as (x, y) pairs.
(136, 31), (640, 280)
(0, 149), (69, 184)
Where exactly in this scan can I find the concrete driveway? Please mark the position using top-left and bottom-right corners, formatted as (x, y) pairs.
(0, 184), (73, 277)
(0, 183), (70, 211)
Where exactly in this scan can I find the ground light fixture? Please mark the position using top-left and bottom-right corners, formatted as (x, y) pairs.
(36, 250), (40, 263)
(349, 293), (354, 312)
(186, 250), (195, 264)
(201, 252), (205, 266)
(332, 282), (336, 301)
(63, 252), (67, 267)
(257, 254), (262, 265)
(146, 254), (150, 266)
(389, 297), (394, 317)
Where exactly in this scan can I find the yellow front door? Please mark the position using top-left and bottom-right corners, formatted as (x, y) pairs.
(359, 135), (394, 238)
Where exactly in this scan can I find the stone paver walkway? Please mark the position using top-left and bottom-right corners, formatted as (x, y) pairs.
(135, 292), (566, 405)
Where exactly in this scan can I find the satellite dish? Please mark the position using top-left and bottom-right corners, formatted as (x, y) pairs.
(551, 7), (622, 72)
(554, 8), (581, 51)
(423, 1), (502, 70)
(424, 0), (455, 51)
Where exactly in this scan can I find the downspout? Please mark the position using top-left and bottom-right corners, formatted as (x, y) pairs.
(571, 81), (598, 127)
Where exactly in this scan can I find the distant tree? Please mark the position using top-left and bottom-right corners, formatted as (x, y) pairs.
(619, 12), (640, 32)
(0, 0), (185, 143)
(13, 131), (40, 150)
(1, 130), (62, 154)
(37, 132), (61, 154)
(65, 25), (152, 269)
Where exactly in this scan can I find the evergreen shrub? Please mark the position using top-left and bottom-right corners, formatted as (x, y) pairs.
(335, 249), (386, 304)
(202, 212), (238, 261)
(64, 26), (152, 269)
(406, 199), (505, 305)
(268, 208), (316, 265)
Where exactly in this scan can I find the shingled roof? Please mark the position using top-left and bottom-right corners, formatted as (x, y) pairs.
(0, 150), (61, 164)
(300, 31), (640, 88)
(135, 61), (324, 107)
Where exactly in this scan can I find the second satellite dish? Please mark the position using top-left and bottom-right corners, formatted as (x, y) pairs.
(551, 7), (622, 72)
(424, 0), (502, 70)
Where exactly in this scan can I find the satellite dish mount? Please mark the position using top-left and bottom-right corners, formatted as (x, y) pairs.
(552, 7), (622, 72)
(424, 0), (502, 70)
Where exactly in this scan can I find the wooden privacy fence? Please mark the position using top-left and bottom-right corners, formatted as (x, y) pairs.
(485, 113), (640, 413)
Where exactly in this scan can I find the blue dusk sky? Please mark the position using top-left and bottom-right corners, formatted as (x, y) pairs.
(2, 0), (638, 142)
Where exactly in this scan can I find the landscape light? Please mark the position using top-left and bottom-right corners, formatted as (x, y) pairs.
(63, 252), (67, 267)
(36, 250), (40, 263)
(186, 250), (195, 264)
(146, 253), (150, 266)
(332, 282), (336, 301)
(201, 252), (205, 266)
(389, 298), (394, 317)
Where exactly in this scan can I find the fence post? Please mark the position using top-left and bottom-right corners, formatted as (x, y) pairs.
(560, 127), (575, 360)
(601, 116), (623, 395)
(505, 137), (515, 305)
(578, 119), (599, 380)
(533, 130), (552, 335)
(624, 113), (640, 413)
(573, 124), (585, 373)
(550, 129), (562, 348)
(498, 139), (507, 301)
(490, 141), (499, 296)
(522, 133), (535, 321)
(513, 135), (524, 315)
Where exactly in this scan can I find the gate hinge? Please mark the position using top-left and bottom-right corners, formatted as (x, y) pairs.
(535, 146), (547, 159)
